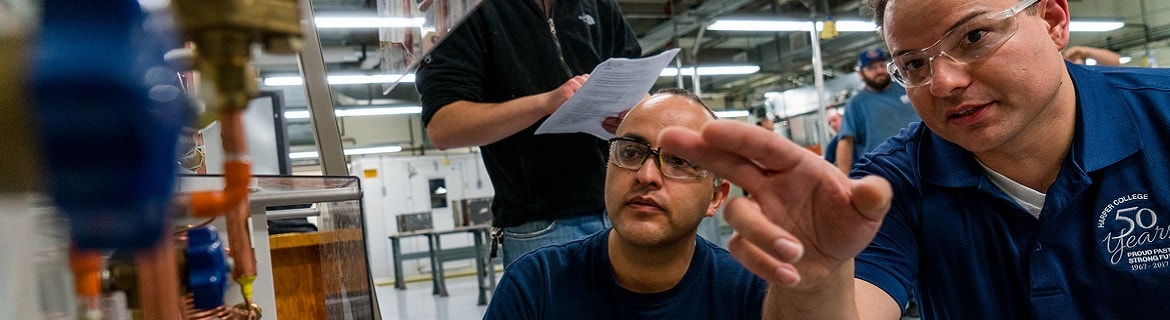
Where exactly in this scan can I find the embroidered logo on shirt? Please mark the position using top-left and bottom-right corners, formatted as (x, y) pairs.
(1097, 193), (1170, 271)
(578, 13), (595, 26)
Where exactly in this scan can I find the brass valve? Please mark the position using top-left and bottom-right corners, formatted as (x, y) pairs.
(171, 0), (303, 113)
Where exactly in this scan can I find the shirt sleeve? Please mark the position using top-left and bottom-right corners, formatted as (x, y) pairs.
(850, 147), (921, 309)
(839, 97), (861, 139)
(415, 10), (489, 126)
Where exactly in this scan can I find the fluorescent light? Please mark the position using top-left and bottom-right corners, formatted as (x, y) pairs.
(328, 74), (416, 85)
(1120, 56), (1133, 64)
(832, 21), (880, 32)
(264, 76), (305, 86)
(715, 110), (750, 118)
(708, 19), (876, 32)
(337, 106), (422, 117)
(284, 106), (422, 119)
(289, 151), (319, 159)
(263, 74), (416, 86)
(710, 18), (1120, 33)
(764, 91), (781, 98)
(345, 146), (404, 155)
(315, 17), (425, 29)
(1069, 21), (1124, 32)
(660, 65), (760, 77)
(710, 19), (813, 32)
(289, 145), (404, 159)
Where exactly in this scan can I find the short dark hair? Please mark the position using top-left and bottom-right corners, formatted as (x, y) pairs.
(653, 87), (718, 119)
(868, 0), (890, 27)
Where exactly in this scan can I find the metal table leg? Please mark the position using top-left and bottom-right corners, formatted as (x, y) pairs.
(473, 229), (487, 305)
(433, 233), (449, 297)
(487, 232), (497, 292)
(427, 234), (440, 295)
(391, 236), (405, 290)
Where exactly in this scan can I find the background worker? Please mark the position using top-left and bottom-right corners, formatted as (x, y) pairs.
(835, 48), (921, 174)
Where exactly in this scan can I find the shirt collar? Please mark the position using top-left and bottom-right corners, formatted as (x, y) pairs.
(920, 62), (1141, 187)
(1067, 62), (1141, 172)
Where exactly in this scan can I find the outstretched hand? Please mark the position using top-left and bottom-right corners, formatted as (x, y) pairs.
(1063, 46), (1122, 66)
(658, 120), (893, 288)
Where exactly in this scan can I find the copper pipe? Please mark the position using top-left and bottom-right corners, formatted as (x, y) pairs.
(187, 103), (257, 304)
(226, 196), (258, 301)
(190, 110), (250, 218)
(135, 230), (183, 320)
(185, 295), (255, 320)
(69, 248), (102, 319)
(217, 109), (246, 155)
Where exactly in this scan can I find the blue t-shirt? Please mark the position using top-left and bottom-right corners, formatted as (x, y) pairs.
(839, 84), (921, 165)
(824, 135), (841, 164)
(852, 63), (1170, 319)
(484, 229), (767, 319)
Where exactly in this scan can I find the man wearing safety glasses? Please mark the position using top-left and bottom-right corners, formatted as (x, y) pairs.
(656, 0), (1170, 318)
(483, 89), (766, 319)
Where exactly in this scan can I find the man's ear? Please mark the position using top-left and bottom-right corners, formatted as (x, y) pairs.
(1039, 0), (1071, 50)
(705, 179), (731, 218)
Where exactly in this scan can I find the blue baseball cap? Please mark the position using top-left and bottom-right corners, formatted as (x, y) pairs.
(858, 48), (890, 68)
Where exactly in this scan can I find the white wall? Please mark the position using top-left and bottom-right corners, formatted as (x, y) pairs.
(353, 153), (493, 282)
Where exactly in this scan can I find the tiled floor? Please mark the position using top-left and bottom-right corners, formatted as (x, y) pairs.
(376, 271), (492, 320)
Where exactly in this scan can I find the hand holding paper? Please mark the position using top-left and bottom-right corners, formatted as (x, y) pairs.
(535, 48), (681, 139)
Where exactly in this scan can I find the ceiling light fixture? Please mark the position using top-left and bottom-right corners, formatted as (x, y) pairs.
(710, 18), (1123, 33)
(1068, 21), (1125, 32)
(714, 110), (750, 118)
(289, 145), (404, 159)
(284, 106), (422, 119)
(314, 17), (426, 29)
(708, 19), (876, 32)
(660, 65), (760, 77)
(263, 74), (416, 86)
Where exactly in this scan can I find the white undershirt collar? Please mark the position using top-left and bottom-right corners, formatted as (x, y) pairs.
(977, 161), (1046, 220)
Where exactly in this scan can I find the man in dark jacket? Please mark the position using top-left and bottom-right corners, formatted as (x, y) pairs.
(416, 0), (641, 267)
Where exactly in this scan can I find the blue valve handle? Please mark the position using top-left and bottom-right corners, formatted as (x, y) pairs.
(185, 226), (228, 310)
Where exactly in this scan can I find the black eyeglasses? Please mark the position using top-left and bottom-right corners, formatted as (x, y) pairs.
(607, 137), (709, 180)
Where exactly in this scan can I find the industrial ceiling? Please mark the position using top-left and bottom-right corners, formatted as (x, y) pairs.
(259, 0), (1170, 113)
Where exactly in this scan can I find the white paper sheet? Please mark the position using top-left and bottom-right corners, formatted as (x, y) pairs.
(535, 48), (681, 140)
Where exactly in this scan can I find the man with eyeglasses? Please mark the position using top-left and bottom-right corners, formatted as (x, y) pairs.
(483, 88), (766, 319)
(834, 48), (921, 174)
(657, 0), (1170, 318)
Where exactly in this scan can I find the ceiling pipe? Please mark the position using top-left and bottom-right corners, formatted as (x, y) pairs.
(691, 23), (707, 95)
(670, 0), (685, 88)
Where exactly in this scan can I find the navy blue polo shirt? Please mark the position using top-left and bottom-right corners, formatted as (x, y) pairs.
(852, 62), (1170, 319)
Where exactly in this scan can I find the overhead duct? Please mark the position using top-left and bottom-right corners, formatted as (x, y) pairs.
(638, 0), (775, 54)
